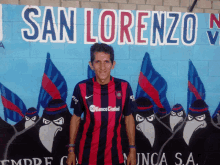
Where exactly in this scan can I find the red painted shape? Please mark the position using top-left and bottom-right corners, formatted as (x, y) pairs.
(137, 12), (148, 43)
(210, 13), (220, 29)
(104, 81), (116, 165)
(26, 111), (37, 115)
(158, 110), (166, 114)
(1, 96), (24, 117)
(189, 107), (208, 112)
(86, 10), (97, 43)
(172, 106), (182, 111)
(188, 81), (202, 100)
(139, 72), (164, 108)
(137, 105), (153, 110)
(42, 73), (61, 99)
(78, 83), (91, 164)
(45, 104), (67, 111)
(172, 107), (182, 111)
(89, 83), (101, 164)
(120, 11), (133, 43)
(100, 11), (116, 43)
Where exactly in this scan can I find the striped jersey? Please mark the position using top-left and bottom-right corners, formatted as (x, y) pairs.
(71, 76), (136, 165)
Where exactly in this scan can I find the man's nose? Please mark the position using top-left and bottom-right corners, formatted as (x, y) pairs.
(100, 62), (105, 70)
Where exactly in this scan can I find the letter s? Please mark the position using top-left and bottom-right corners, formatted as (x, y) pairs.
(175, 152), (182, 165)
(21, 6), (41, 42)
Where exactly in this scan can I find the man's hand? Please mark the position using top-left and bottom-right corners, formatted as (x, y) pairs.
(127, 148), (136, 165)
(66, 152), (76, 165)
(67, 114), (81, 165)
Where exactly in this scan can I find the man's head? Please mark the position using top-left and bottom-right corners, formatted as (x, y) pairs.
(89, 43), (116, 85)
(90, 43), (114, 64)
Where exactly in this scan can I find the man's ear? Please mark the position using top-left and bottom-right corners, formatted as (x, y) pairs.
(111, 61), (116, 70)
(89, 61), (94, 70)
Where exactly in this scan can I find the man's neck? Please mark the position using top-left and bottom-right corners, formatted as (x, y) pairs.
(96, 76), (111, 85)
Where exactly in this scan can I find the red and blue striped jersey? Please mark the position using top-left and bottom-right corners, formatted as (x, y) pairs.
(71, 76), (136, 165)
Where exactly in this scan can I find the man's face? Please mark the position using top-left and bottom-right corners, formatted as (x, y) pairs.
(89, 52), (115, 84)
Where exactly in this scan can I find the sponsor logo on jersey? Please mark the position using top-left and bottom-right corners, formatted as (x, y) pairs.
(72, 96), (78, 104)
(89, 105), (120, 112)
(85, 95), (93, 99)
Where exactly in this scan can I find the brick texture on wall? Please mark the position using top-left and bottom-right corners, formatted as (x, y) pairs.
(2, 0), (220, 13)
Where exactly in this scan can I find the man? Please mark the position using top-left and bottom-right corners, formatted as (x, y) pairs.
(67, 43), (136, 165)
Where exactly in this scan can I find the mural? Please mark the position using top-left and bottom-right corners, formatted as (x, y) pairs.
(1, 4), (220, 165)
(212, 102), (220, 125)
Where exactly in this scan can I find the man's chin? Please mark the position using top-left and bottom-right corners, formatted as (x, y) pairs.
(100, 78), (108, 83)
(97, 75), (109, 81)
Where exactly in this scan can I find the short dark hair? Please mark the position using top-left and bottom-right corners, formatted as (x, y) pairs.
(90, 43), (114, 64)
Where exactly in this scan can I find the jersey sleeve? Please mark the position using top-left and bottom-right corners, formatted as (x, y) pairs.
(123, 83), (137, 116)
(70, 84), (84, 117)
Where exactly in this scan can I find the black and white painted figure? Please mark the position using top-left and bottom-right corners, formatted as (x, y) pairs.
(7, 99), (72, 164)
(135, 97), (172, 154)
(213, 111), (220, 126)
(43, 99), (72, 165)
(157, 99), (220, 165)
(212, 104), (220, 126)
(14, 107), (39, 132)
(155, 108), (167, 119)
(160, 104), (186, 132)
(183, 100), (210, 146)
(0, 117), (15, 160)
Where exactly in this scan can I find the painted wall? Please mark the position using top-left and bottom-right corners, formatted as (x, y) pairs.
(2, 0), (220, 14)
(1, 4), (220, 165)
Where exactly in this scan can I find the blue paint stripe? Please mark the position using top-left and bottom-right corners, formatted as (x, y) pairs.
(47, 61), (53, 78)
(52, 72), (59, 84)
(151, 77), (159, 86)
(147, 70), (153, 81)
(57, 81), (64, 90)
(159, 84), (166, 94)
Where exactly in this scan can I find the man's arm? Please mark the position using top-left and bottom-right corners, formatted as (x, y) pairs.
(125, 114), (136, 165)
(66, 114), (81, 165)
(69, 114), (81, 145)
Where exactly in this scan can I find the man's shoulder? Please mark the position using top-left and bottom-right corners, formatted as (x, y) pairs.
(113, 77), (129, 83)
(75, 78), (93, 87)
(113, 77), (130, 86)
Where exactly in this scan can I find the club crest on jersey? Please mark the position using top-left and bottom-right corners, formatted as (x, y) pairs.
(116, 91), (122, 99)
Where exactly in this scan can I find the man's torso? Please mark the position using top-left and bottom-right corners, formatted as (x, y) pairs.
(72, 77), (132, 165)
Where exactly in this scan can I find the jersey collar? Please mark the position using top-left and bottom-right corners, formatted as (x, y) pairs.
(92, 76), (115, 94)
(92, 76), (114, 85)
